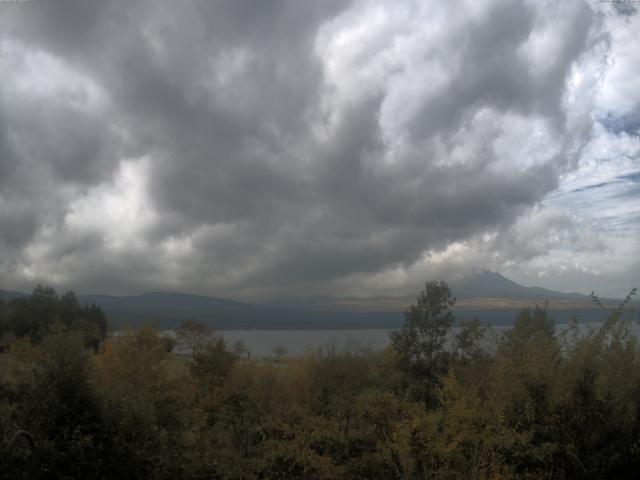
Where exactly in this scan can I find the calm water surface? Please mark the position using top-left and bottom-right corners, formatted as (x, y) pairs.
(218, 329), (391, 357)
(109, 320), (639, 358)
(176, 321), (640, 357)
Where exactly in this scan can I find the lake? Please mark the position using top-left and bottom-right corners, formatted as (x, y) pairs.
(163, 320), (640, 358)
(217, 329), (392, 357)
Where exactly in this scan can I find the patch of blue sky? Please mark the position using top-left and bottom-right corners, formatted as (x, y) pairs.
(599, 112), (640, 136)
(548, 163), (640, 234)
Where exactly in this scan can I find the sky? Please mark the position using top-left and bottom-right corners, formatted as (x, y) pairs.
(0, 0), (638, 301)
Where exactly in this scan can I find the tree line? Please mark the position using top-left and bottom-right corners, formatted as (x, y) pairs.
(0, 282), (638, 479)
(0, 286), (107, 350)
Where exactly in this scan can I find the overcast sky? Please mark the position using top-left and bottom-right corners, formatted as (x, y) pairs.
(0, 0), (638, 301)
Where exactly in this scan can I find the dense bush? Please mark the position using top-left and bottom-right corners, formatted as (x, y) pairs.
(0, 283), (638, 479)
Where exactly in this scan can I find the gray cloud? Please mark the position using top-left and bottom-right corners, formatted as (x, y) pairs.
(0, 0), (637, 300)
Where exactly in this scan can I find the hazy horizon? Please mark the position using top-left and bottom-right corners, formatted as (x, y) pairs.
(1, 270), (630, 309)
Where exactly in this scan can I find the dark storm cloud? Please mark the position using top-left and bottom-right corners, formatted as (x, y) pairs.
(1, 0), (633, 299)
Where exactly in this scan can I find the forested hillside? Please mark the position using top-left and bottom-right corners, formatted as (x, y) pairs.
(0, 283), (638, 479)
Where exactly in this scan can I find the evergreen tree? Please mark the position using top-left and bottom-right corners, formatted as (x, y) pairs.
(390, 280), (455, 408)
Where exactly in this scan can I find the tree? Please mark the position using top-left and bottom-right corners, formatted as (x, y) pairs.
(8, 285), (60, 342)
(500, 304), (555, 356)
(74, 303), (108, 351)
(59, 290), (81, 328)
(191, 336), (237, 389)
(272, 345), (287, 362)
(3, 287), (107, 349)
(232, 339), (250, 358)
(162, 336), (177, 353)
(176, 319), (214, 351)
(5, 331), (105, 478)
(94, 325), (186, 478)
(0, 298), (6, 344)
(454, 318), (490, 363)
(390, 280), (455, 408)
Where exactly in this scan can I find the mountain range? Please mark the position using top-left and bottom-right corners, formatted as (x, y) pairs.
(0, 272), (630, 329)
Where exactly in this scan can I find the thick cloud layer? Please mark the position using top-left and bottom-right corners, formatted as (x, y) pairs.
(0, 0), (638, 300)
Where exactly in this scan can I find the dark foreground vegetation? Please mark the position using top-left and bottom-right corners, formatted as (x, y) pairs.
(0, 282), (638, 479)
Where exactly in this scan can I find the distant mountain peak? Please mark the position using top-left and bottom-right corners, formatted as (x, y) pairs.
(449, 271), (588, 301)
(465, 270), (513, 282)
